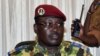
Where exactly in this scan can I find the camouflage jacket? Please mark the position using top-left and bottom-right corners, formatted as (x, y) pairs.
(8, 41), (92, 56)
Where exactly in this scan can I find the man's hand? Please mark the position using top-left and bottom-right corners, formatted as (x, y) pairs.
(71, 19), (99, 47)
(71, 19), (84, 38)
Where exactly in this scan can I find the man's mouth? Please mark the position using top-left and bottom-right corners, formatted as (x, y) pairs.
(51, 35), (58, 40)
(49, 32), (60, 40)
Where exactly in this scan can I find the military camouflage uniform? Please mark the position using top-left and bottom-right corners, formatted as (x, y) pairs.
(8, 41), (92, 56)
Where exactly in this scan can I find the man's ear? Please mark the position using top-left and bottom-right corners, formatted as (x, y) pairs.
(34, 24), (38, 33)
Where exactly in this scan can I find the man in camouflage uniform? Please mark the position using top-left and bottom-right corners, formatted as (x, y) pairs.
(8, 4), (92, 56)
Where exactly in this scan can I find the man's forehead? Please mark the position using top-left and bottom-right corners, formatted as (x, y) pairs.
(37, 16), (64, 22)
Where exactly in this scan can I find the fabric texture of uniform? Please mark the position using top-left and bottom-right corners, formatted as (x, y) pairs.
(8, 41), (92, 56)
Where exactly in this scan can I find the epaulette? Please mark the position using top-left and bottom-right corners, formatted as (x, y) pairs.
(8, 41), (36, 56)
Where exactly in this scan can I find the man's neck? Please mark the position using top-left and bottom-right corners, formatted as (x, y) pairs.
(38, 42), (60, 53)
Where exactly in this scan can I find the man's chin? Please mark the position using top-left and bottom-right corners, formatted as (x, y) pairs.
(48, 41), (61, 46)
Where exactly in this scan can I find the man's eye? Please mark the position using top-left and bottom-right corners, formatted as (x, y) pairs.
(58, 23), (64, 26)
(37, 23), (46, 26)
(47, 23), (52, 26)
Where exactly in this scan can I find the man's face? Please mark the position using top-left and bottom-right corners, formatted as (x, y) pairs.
(34, 16), (64, 46)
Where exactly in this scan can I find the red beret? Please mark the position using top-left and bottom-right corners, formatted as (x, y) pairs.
(34, 4), (66, 21)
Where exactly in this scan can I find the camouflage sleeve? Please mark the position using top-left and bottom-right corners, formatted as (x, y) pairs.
(8, 49), (22, 56)
(77, 46), (92, 56)
(8, 45), (33, 56)
(83, 47), (92, 56)
(8, 41), (36, 56)
(71, 42), (92, 56)
(8, 49), (32, 56)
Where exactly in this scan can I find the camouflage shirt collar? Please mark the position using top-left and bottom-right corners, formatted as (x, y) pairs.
(33, 41), (66, 56)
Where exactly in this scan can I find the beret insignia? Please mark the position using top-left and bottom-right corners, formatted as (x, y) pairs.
(38, 8), (45, 16)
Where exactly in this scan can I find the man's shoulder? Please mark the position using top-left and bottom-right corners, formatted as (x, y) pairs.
(62, 41), (90, 52)
(15, 41), (36, 48)
(8, 41), (36, 56)
(62, 41), (92, 56)
(63, 41), (88, 48)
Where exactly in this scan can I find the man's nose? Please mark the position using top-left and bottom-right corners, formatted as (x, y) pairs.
(52, 24), (59, 32)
